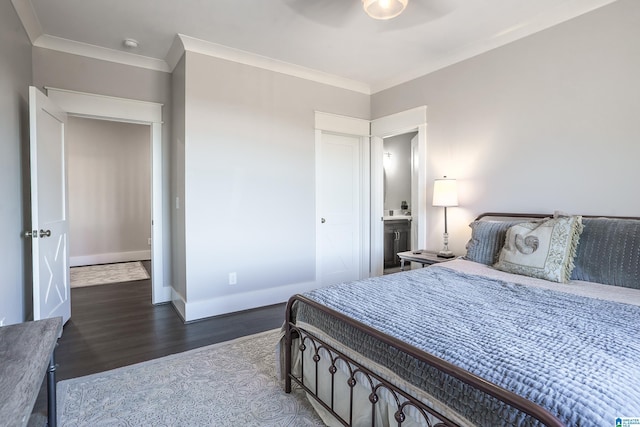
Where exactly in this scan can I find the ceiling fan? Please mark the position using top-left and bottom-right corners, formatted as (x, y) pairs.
(283, 0), (453, 29)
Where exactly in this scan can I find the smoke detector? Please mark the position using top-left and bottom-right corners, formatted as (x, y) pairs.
(123, 38), (139, 49)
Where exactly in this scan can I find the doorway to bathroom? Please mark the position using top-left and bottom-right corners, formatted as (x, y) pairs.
(382, 132), (418, 274)
(369, 105), (427, 278)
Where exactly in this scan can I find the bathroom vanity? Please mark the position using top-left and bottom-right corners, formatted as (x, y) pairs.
(383, 217), (411, 268)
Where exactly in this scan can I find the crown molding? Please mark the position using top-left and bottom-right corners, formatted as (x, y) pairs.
(176, 34), (371, 95)
(34, 35), (170, 73)
(15, 0), (616, 94)
(11, 0), (366, 92)
(371, 0), (619, 93)
(11, 0), (43, 44)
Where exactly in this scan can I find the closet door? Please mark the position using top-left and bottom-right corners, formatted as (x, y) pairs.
(317, 133), (361, 287)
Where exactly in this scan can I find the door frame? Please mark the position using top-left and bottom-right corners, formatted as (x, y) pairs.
(410, 134), (419, 252)
(45, 87), (170, 304)
(370, 106), (427, 277)
(315, 112), (371, 283)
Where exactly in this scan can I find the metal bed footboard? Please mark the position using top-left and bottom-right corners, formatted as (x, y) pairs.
(284, 294), (564, 427)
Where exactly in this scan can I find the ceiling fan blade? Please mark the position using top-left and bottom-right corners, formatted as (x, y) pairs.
(375, 0), (456, 31)
(283, 0), (361, 28)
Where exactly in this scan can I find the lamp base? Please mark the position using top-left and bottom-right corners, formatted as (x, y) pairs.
(437, 250), (455, 259)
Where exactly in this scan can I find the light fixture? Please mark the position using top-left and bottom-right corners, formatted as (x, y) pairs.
(362, 0), (408, 20)
(383, 152), (392, 170)
(432, 177), (458, 258)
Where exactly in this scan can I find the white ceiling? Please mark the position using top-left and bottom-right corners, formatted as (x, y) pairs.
(14, 0), (617, 94)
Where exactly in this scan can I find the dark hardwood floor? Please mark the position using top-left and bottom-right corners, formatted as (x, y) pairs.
(34, 260), (286, 416)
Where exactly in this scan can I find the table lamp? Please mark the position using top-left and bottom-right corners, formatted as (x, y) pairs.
(432, 177), (458, 258)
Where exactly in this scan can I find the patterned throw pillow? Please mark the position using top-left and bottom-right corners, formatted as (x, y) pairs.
(493, 216), (584, 283)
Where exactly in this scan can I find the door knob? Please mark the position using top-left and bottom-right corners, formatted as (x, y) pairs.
(39, 229), (51, 238)
(23, 230), (37, 239)
(321, 218), (326, 223)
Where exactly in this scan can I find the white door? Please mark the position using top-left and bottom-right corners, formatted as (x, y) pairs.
(317, 133), (361, 286)
(28, 86), (71, 323)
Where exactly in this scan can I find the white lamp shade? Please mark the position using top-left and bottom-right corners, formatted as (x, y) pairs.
(432, 179), (458, 207)
(362, 0), (408, 20)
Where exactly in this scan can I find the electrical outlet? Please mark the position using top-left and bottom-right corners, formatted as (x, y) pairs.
(228, 272), (237, 285)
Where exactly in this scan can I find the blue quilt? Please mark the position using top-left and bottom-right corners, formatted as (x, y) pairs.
(293, 266), (640, 426)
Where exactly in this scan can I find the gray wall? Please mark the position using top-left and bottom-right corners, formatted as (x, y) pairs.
(179, 51), (370, 320)
(0, 1), (33, 325)
(67, 117), (151, 265)
(32, 47), (173, 291)
(372, 0), (640, 255)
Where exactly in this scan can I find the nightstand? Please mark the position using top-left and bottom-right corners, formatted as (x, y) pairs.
(396, 250), (456, 271)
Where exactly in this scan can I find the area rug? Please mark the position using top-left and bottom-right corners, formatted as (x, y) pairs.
(57, 329), (324, 426)
(70, 261), (150, 288)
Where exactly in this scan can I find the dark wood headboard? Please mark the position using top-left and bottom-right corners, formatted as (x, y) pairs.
(476, 212), (640, 221)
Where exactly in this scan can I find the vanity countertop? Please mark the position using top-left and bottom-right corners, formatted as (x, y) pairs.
(383, 215), (412, 221)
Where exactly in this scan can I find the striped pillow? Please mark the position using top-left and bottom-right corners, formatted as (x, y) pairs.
(464, 220), (525, 265)
(571, 218), (640, 289)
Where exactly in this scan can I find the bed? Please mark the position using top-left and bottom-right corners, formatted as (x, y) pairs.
(282, 213), (640, 426)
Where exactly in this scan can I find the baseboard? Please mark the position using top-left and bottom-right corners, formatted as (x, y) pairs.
(70, 251), (151, 267)
(171, 289), (187, 322)
(181, 280), (319, 322)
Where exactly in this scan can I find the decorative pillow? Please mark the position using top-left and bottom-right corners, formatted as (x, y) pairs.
(493, 216), (584, 283)
(464, 220), (527, 265)
(571, 218), (640, 289)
